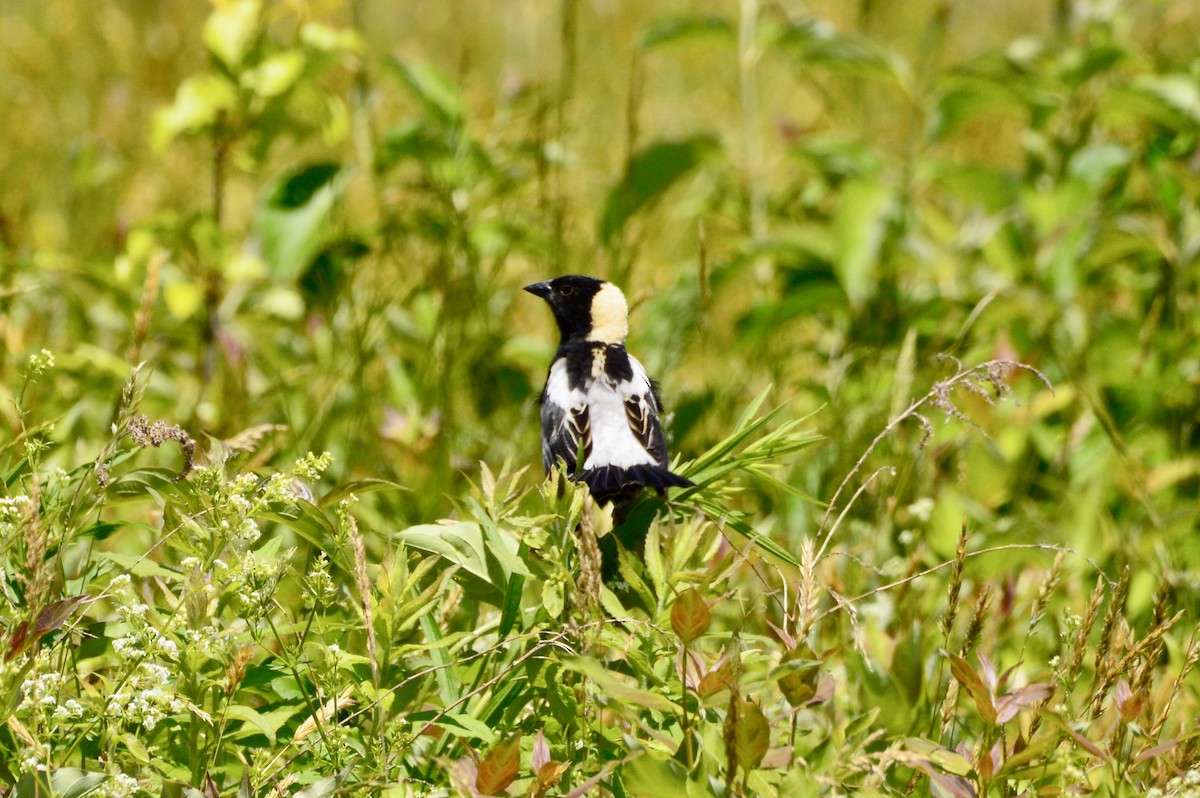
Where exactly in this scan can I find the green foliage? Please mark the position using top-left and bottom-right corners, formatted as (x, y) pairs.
(1, 0), (1199, 795)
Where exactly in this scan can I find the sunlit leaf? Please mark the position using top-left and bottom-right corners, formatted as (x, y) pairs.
(599, 136), (719, 247)
(670, 588), (711, 644)
(203, 0), (261, 67)
(640, 15), (733, 50)
(832, 178), (892, 309)
(257, 162), (351, 280)
(387, 58), (466, 127)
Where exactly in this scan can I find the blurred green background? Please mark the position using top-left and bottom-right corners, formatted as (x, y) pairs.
(2, 0), (1199, 605)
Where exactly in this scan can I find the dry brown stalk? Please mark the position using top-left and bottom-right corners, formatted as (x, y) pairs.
(1089, 568), (1130, 718)
(1149, 626), (1200, 740)
(225, 645), (254, 697)
(346, 514), (378, 689)
(575, 496), (602, 625)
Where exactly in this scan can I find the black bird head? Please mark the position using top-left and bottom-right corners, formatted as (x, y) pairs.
(524, 275), (628, 344)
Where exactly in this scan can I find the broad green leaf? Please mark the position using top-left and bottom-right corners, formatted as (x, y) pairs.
(394, 520), (528, 592)
(164, 280), (203, 320)
(621, 755), (688, 797)
(732, 700), (770, 770)
(775, 18), (912, 91)
(203, 0), (261, 67)
(226, 705), (300, 744)
(600, 137), (719, 247)
(832, 178), (892, 309)
(153, 74), (238, 149)
(15, 770), (106, 798)
(257, 162), (351, 280)
(431, 712), (497, 744)
(242, 51), (306, 98)
(542, 575), (565, 619)
(386, 58), (465, 127)
(562, 656), (678, 713)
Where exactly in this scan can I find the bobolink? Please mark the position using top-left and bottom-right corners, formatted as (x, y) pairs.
(525, 275), (693, 502)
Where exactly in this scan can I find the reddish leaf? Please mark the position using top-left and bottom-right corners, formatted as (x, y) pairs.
(35, 594), (90, 635)
(531, 729), (551, 772)
(995, 683), (1053, 723)
(476, 733), (521, 796)
(5, 621), (29, 661)
(760, 746), (793, 769)
(949, 653), (997, 724)
(698, 661), (735, 698)
(915, 762), (977, 798)
(536, 761), (568, 789)
(670, 588), (711, 644)
(1115, 679), (1143, 723)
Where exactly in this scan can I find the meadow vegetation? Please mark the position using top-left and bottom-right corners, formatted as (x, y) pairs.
(1, 0), (1199, 795)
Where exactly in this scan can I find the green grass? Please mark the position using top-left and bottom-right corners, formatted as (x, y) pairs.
(1, 0), (1200, 795)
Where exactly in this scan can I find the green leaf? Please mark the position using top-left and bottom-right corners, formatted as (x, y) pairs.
(394, 520), (528, 595)
(153, 74), (238, 149)
(600, 137), (719, 247)
(640, 15), (733, 50)
(257, 162), (351, 280)
(542, 575), (565, 619)
(776, 18), (912, 91)
(203, 0), (261, 67)
(429, 712), (497, 743)
(562, 656), (679, 712)
(498, 573), (524, 638)
(732, 700), (770, 770)
(832, 178), (892, 309)
(318, 478), (407, 508)
(15, 770), (106, 798)
(621, 754), (688, 797)
(242, 51), (306, 98)
(226, 704), (300, 744)
(386, 58), (465, 127)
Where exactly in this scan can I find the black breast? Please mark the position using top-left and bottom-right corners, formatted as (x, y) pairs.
(602, 344), (633, 383)
(559, 343), (594, 392)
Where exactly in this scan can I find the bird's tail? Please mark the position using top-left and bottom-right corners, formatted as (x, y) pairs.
(579, 464), (694, 496)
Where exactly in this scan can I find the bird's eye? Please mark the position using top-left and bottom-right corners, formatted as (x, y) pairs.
(559, 284), (575, 297)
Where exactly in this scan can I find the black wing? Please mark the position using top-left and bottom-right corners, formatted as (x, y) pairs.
(619, 356), (670, 468)
(540, 359), (591, 474)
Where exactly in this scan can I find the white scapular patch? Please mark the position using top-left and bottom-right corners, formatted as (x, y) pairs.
(587, 282), (629, 344)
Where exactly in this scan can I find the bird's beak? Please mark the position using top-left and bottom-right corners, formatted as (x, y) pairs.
(523, 281), (552, 299)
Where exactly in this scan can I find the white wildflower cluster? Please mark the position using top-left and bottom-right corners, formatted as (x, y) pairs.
(229, 552), (288, 622)
(1147, 771), (1200, 798)
(26, 349), (55, 376)
(95, 773), (141, 798)
(0, 494), (31, 525)
(19, 669), (68, 713)
(20, 744), (49, 775)
(111, 603), (179, 662)
(178, 622), (235, 660)
(105, 662), (186, 731)
(304, 552), (338, 609)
